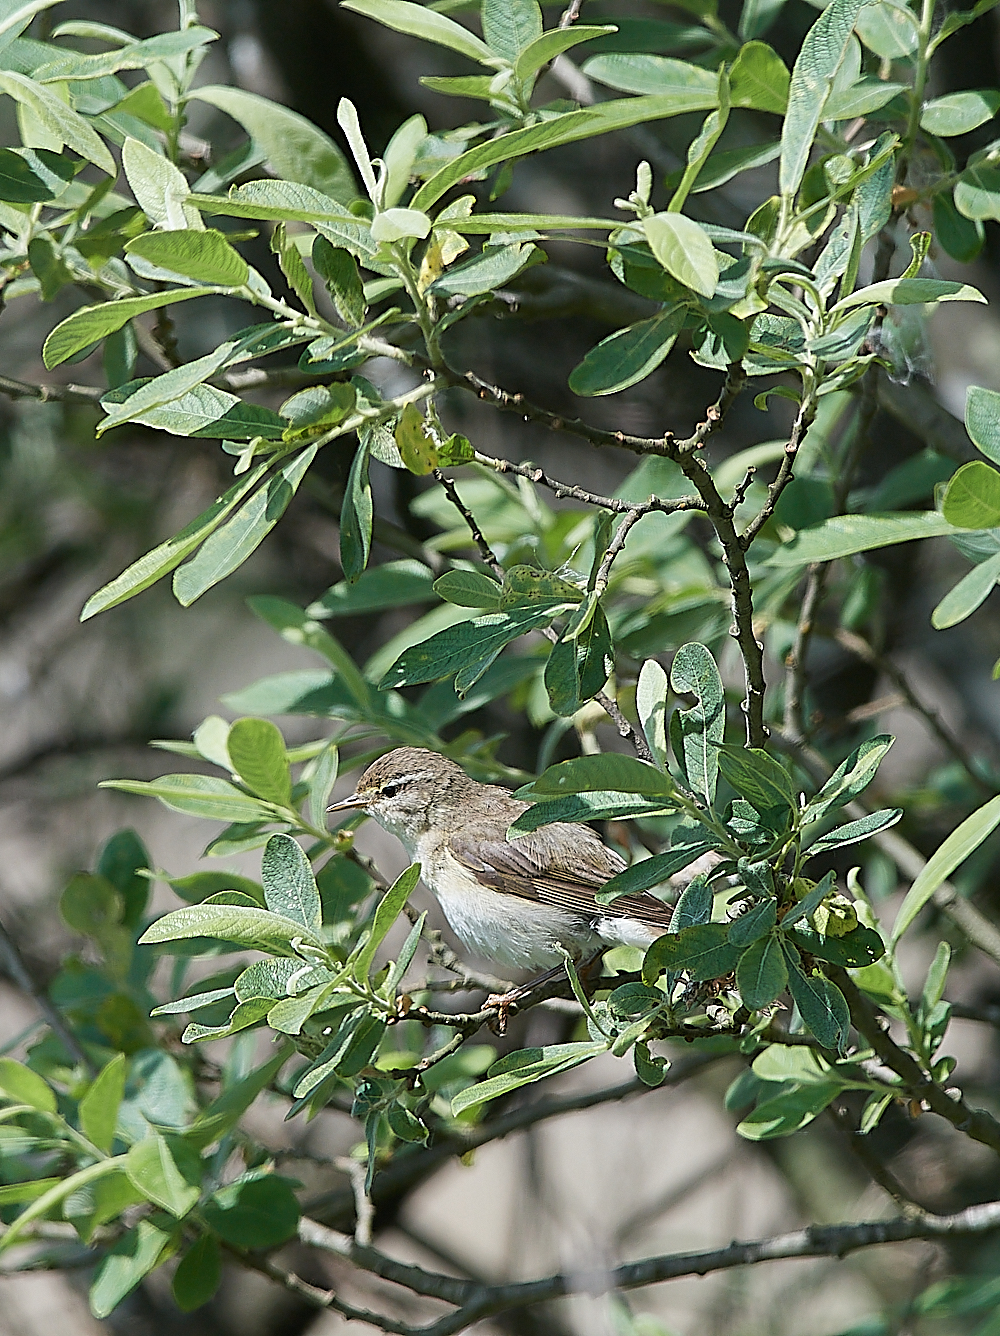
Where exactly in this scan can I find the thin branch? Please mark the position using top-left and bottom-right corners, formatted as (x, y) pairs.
(286, 1198), (1000, 1336)
(832, 966), (1000, 1154)
(0, 912), (95, 1074)
(832, 627), (995, 796)
(739, 395), (815, 551)
(783, 563), (829, 741)
(0, 373), (103, 405)
(336, 1156), (375, 1247)
(771, 727), (1000, 970)
(432, 470), (504, 579)
(476, 451), (703, 517)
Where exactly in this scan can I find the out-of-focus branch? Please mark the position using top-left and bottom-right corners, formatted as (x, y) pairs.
(0, 373), (103, 405)
(0, 911), (94, 1074)
(772, 727), (1000, 969)
(832, 627), (996, 795)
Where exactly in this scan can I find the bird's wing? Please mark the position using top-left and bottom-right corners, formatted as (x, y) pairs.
(449, 822), (673, 930)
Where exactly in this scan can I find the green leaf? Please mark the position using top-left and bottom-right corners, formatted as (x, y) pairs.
(805, 807), (902, 854)
(309, 744), (340, 831)
(736, 1081), (843, 1139)
(341, 438), (373, 583)
(355, 863), (420, 980)
(780, 871), (835, 930)
(782, 945), (850, 1049)
(766, 511), (961, 565)
(942, 460), (1000, 529)
(172, 1233), (221, 1313)
(715, 744), (796, 812)
(966, 385), (1000, 465)
(855, 0), (917, 56)
(370, 206), (432, 242)
(0, 1058), (55, 1112)
(248, 596), (372, 708)
(955, 161), (1000, 221)
(568, 306), (685, 396)
(312, 237), (366, 327)
(411, 93), (720, 213)
(543, 600), (613, 716)
(636, 659), (670, 769)
(921, 89), (1000, 136)
(933, 191), (984, 263)
(261, 834), (322, 932)
(672, 871), (714, 930)
(450, 1041), (608, 1114)
(581, 54), (718, 97)
(343, 0), (496, 62)
(79, 1054), (126, 1153)
(434, 569), (503, 609)
(513, 25), (616, 79)
(780, 0), (864, 198)
(669, 641), (725, 803)
(729, 41), (789, 113)
(100, 774), (275, 823)
(172, 446), (319, 606)
(482, 0), (541, 60)
(139, 903), (322, 954)
(642, 922), (741, 983)
(643, 213), (717, 298)
(90, 1218), (173, 1318)
(833, 277), (986, 311)
(226, 718), (292, 807)
(379, 606), (554, 692)
(510, 791), (675, 834)
(803, 736), (893, 825)
(80, 463), (270, 620)
(429, 240), (540, 298)
(736, 933), (787, 1009)
(0, 146), (72, 203)
(187, 1046), (291, 1150)
(124, 228), (248, 286)
(783, 922), (885, 967)
(43, 288), (216, 369)
(529, 753), (675, 798)
(728, 898), (777, 947)
(595, 842), (716, 905)
(190, 86), (355, 203)
(201, 1172), (300, 1248)
(951, 490), (1000, 587)
(892, 793), (1000, 942)
(822, 76), (907, 119)
(126, 1133), (201, 1217)
(312, 558), (435, 618)
(98, 829), (151, 929)
(0, 70), (115, 175)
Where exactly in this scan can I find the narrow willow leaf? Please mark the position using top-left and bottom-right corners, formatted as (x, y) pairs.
(568, 306), (684, 395)
(309, 744), (339, 830)
(342, 0), (497, 65)
(920, 89), (1000, 135)
(411, 94), (720, 213)
(43, 288), (216, 368)
(451, 1042), (608, 1115)
(636, 658), (670, 768)
(513, 25), (616, 79)
(715, 744), (796, 812)
(261, 834), (322, 932)
(933, 551), (1000, 628)
(581, 54), (718, 97)
(341, 438), (373, 583)
(354, 863), (420, 980)
(173, 446), (318, 606)
(190, 86), (356, 203)
(0, 70), (115, 175)
(434, 569), (503, 609)
(100, 774), (276, 823)
(892, 794), (1000, 942)
(529, 753), (675, 797)
(595, 842), (715, 905)
(139, 903), (323, 953)
(312, 237), (366, 326)
(669, 641), (725, 803)
(780, 0), (863, 198)
(737, 1082), (842, 1139)
(805, 807), (902, 854)
(79, 1054), (126, 1153)
(833, 277), (986, 311)
(766, 512), (960, 566)
(379, 606), (554, 691)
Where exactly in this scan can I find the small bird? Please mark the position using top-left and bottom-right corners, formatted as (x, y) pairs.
(327, 747), (676, 1010)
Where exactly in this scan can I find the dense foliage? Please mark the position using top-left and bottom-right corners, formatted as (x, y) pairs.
(2, 0), (1000, 1328)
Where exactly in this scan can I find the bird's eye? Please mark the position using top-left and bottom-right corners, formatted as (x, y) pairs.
(381, 780), (403, 798)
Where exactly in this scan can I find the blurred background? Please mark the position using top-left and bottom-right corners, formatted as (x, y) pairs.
(4, 0), (1000, 1332)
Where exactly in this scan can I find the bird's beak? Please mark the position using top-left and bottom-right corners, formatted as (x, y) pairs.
(326, 792), (369, 814)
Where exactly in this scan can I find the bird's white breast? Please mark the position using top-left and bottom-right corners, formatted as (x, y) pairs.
(417, 843), (602, 971)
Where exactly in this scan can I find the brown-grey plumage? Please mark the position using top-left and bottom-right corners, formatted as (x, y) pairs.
(328, 746), (673, 971)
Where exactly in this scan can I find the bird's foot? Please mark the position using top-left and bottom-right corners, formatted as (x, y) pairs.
(484, 988), (524, 1035)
